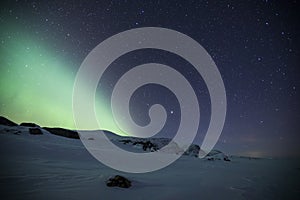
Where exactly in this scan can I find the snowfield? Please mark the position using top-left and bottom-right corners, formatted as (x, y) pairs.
(0, 125), (299, 200)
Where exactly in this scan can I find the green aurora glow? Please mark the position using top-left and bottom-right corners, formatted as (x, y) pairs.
(0, 24), (126, 136)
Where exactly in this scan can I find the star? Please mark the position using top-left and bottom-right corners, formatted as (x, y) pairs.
(0, 0), (298, 158)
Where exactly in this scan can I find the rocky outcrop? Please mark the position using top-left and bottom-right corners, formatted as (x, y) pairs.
(206, 150), (231, 161)
(43, 127), (79, 139)
(120, 139), (158, 151)
(106, 175), (132, 188)
(0, 116), (17, 126)
(184, 144), (200, 157)
(20, 122), (40, 127)
(224, 156), (231, 161)
(119, 137), (183, 153)
(133, 141), (158, 151)
(29, 128), (43, 135)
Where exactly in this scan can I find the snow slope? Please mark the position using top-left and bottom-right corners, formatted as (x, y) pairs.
(0, 125), (299, 200)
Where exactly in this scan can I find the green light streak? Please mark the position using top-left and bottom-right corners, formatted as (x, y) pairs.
(0, 24), (126, 136)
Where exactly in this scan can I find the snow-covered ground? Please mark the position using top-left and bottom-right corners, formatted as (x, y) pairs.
(0, 125), (299, 200)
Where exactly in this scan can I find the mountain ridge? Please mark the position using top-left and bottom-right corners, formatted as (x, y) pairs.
(0, 116), (230, 160)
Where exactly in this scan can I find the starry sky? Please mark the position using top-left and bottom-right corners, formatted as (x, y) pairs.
(0, 0), (299, 158)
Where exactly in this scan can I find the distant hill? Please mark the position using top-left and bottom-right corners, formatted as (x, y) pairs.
(0, 116), (229, 159)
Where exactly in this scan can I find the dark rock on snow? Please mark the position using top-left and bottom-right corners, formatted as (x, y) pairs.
(106, 175), (132, 188)
(120, 139), (158, 151)
(224, 156), (231, 162)
(20, 122), (40, 127)
(120, 139), (132, 144)
(43, 127), (79, 139)
(133, 141), (158, 151)
(184, 144), (200, 157)
(13, 131), (21, 135)
(0, 116), (18, 126)
(29, 128), (43, 135)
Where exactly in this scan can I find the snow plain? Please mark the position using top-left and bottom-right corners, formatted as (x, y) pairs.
(0, 125), (299, 200)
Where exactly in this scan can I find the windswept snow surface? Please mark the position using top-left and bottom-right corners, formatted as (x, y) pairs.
(0, 125), (299, 200)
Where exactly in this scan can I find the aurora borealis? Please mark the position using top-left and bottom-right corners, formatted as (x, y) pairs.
(0, 22), (122, 135)
(1, 25), (72, 127)
(0, 1), (299, 157)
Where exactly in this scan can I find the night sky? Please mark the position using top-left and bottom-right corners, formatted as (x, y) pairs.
(0, 0), (299, 158)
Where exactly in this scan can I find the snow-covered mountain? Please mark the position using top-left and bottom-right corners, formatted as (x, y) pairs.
(0, 116), (229, 159)
(0, 116), (299, 200)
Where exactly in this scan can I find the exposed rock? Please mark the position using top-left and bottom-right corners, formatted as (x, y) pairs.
(119, 138), (185, 154)
(20, 122), (40, 127)
(106, 175), (131, 188)
(43, 127), (79, 139)
(132, 141), (158, 151)
(29, 128), (43, 135)
(120, 139), (132, 144)
(120, 139), (158, 151)
(184, 144), (200, 157)
(0, 127), (21, 135)
(206, 150), (231, 161)
(224, 156), (231, 162)
(0, 116), (17, 126)
(206, 149), (223, 157)
(13, 131), (21, 135)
